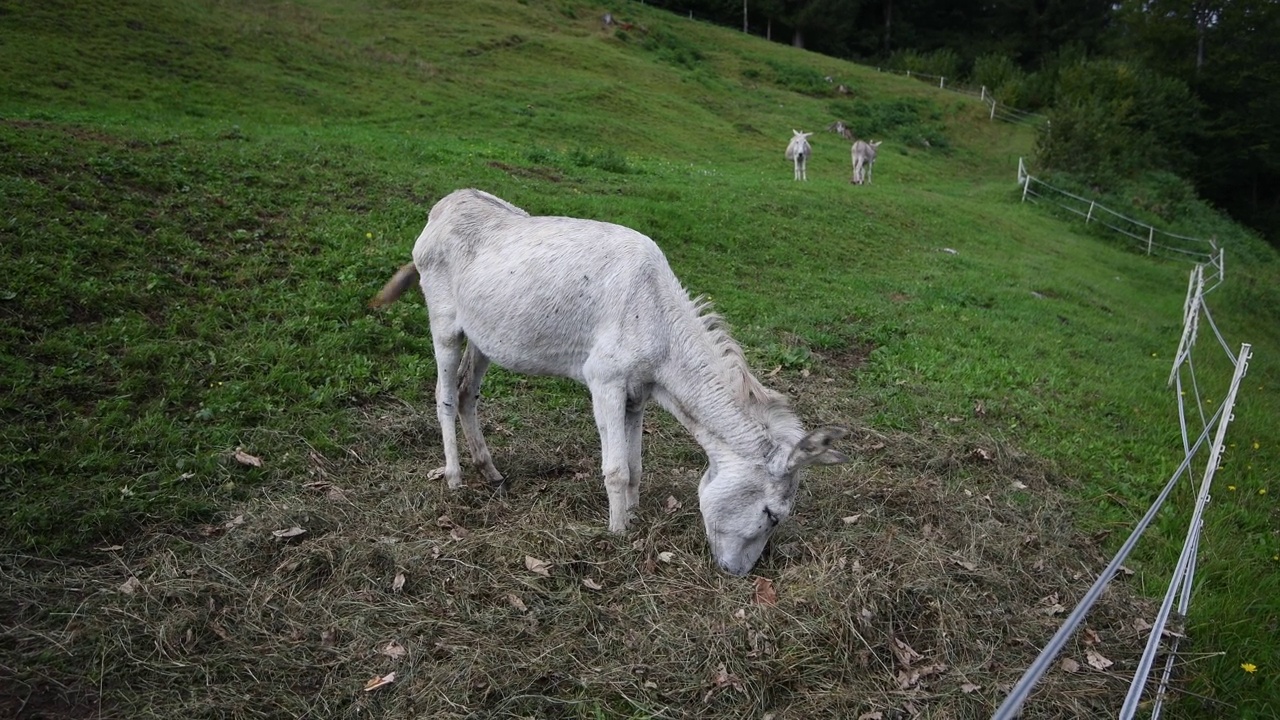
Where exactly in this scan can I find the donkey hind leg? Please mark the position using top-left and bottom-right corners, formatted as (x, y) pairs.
(586, 374), (631, 533)
(430, 320), (467, 490)
(457, 340), (505, 491)
(623, 392), (650, 519)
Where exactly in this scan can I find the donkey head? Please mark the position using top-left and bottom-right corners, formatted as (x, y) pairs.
(698, 427), (847, 575)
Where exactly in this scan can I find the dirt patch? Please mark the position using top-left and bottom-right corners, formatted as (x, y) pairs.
(0, 381), (1163, 718)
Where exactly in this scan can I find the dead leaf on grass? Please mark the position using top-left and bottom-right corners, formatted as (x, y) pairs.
(508, 594), (527, 612)
(952, 557), (978, 571)
(271, 526), (306, 539)
(1011, 480), (1029, 490)
(857, 712), (883, 720)
(664, 495), (682, 513)
(232, 447), (263, 468)
(321, 627), (338, 646)
(897, 663), (947, 689)
(972, 447), (994, 462)
(890, 637), (924, 668)
(118, 576), (142, 594)
(426, 467), (446, 481)
(961, 682), (981, 694)
(363, 671), (396, 691)
(391, 572), (405, 592)
(841, 514), (862, 524)
(380, 640), (407, 659)
(752, 577), (778, 606)
(524, 555), (552, 577)
(582, 577), (603, 591)
(1086, 649), (1113, 670)
(449, 526), (469, 541)
(436, 514), (454, 529)
(1061, 657), (1081, 673)
(223, 514), (245, 530)
(1083, 627), (1101, 646)
(657, 551), (675, 564)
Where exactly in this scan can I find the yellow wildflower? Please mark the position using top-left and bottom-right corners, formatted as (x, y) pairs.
(1241, 663), (1258, 674)
(1255, 442), (1261, 450)
(1260, 488), (1268, 496)
(1228, 486), (1236, 492)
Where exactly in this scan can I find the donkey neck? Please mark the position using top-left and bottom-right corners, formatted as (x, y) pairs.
(651, 319), (800, 468)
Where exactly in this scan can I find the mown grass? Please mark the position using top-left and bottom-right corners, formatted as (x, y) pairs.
(2, 0), (1278, 717)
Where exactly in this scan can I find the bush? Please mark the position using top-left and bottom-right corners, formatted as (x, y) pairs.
(1036, 59), (1199, 181)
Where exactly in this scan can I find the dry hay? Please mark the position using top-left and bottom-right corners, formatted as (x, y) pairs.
(1, 372), (1165, 719)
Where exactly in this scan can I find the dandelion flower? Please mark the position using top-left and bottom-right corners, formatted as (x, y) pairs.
(366, 232), (373, 239)
(1228, 485), (1236, 492)
(1260, 488), (1268, 496)
(1255, 442), (1261, 450)
(1242, 663), (1258, 674)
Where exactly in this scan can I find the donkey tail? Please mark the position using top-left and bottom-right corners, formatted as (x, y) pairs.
(369, 262), (420, 308)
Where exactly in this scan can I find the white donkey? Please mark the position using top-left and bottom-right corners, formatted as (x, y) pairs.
(851, 139), (881, 185)
(372, 189), (847, 575)
(785, 130), (813, 181)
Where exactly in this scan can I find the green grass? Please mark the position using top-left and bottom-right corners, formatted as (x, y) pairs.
(2, 0), (1278, 716)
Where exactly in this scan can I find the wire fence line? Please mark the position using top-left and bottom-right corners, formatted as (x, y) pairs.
(1017, 158), (1225, 280)
(867, 66), (1050, 126)
(991, 181), (1253, 717)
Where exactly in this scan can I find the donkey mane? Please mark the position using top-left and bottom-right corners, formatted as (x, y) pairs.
(688, 297), (804, 452)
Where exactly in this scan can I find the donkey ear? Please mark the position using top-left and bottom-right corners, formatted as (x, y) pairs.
(785, 426), (849, 474)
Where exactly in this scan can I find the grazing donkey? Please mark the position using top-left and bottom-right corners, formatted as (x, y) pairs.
(372, 189), (848, 575)
(785, 130), (813, 181)
(851, 139), (881, 185)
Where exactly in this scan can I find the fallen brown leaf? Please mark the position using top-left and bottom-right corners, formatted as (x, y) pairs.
(1061, 657), (1081, 673)
(524, 555), (551, 577)
(961, 682), (981, 694)
(663, 495), (682, 514)
(752, 577), (778, 606)
(391, 572), (405, 592)
(507, 594), (527, 612)
(232, 447), (262, 468)
(363, 671), (396, 691)
(1086, 649), (1113, 670)
(118, 576), (142, 594)
(582, 577), (603, 591)
(857, 712), (884, 720)
(380, 641), (406, 659)
(890, 637), (924, 668)
(271, 526), (306, 539)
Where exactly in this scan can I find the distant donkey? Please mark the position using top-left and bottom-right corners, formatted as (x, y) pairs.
(371, 189), (848, 576)
(785, 130), (813, 181)
(851, 140), (881, 185)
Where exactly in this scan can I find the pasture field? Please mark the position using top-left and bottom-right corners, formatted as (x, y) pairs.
(2, 0), (1278, 717)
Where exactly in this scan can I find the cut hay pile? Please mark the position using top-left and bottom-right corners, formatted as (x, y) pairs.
(2, 366), (1162, 719)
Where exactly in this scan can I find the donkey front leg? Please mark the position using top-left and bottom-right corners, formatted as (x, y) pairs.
(587, 378), (632, 533)
(457, 341), (506, 491)
(623, 392), (650, 520)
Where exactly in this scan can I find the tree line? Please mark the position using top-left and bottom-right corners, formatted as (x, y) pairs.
(643, 0), (1280, 245)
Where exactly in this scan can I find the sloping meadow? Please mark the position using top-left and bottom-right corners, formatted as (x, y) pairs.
(3, 0), (1278, 717)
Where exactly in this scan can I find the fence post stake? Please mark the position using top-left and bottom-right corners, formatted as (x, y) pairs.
(906, 70), (911, 78)
(940, 76), (945, 89)
(1087, 201), (1095, 224)
(1021, 175), (1031, 202)
(1148, 226), (1155, 255)
(990, 101), (997, 121)
(981, 85), (986, 101)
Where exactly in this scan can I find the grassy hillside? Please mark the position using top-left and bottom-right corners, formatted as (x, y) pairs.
(2, 0), (1277, 717)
